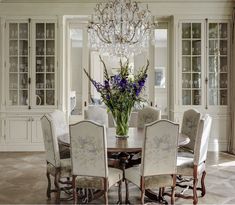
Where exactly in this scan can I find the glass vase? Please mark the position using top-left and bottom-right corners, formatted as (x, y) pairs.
(113, 110), (131, 138)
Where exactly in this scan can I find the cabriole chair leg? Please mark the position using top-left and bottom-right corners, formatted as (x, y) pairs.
(46, 172), (51, 199)
(54, 171), (61, 204)
(201, 171), (206, 197)
(193, 177), (198, 205)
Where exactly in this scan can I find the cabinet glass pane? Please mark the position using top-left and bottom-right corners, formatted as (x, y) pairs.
(46, 23), (55, 39)
(36, 23), (45, 39)
(192, 73), (201, 88)
(19, 90), (28, 105)
(209, 73), (218, 88)
(182, 57), (191, 72)
(46, 90), (55, 105)
(8, 22), (29, 107)
(182, 73), (191, 88)
(220, 56), (227, 72)
(36, 74), (44, 89)
(192, 57), (201, 72)
(46, 57), (55, 72)
(182, 90), (191, 105)
(192, 40), (201, 55)
(209, 56), (218, 72)
(46, 40), (55, 55)
(192, 90), (201, 105)
(219, 23), (227, 38)
(209, 40), (218, 55)
(220, 90), (227, 105)
(36, 90), (44, 105)
(36, 40), (45, 55)
(192, 23), (201, 38)
(209, 23), (218, 38)
(182, 23), (191, 38)
(36, 57), (44, 72)
(220, 40), (227, 55)
(19, 23), (28, 39)
(182, 40), (191, 55)
(220, 73), (227, 88)
(9, 23), (18, 39)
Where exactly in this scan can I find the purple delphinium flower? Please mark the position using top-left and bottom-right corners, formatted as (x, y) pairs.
(104, 80), (110, 89)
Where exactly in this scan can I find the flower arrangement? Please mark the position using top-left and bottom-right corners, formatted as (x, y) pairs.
(84, 57), (149, 138)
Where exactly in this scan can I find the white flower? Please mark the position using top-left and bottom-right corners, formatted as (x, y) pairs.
(128, 74), (134, 82)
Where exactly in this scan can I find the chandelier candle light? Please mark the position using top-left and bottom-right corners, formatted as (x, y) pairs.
(88, 0), (155, 56)
(84, 57), (149, 138)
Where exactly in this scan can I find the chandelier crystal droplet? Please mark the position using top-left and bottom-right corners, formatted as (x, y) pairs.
(88, 0), (155, 57)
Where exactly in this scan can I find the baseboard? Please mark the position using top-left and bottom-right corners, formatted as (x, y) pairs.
(208, 141), (228, 152)
(0, 144), (45, 152)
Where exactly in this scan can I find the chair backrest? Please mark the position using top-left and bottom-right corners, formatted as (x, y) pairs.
(49, 109), (69, 137)
(70, 120), (108, 178)
(194, 114), (212, 165)
(85, 106), (108, 127)
(181, 109), (201, 150)
(141, 120), (179, 176)
(41, 115), (61, 167)
(137, 106), (161, 128)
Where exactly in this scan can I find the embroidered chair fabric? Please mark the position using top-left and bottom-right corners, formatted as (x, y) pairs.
(125, 120), (179, 204)
(49, 109), (70, 159)
(180, 109), (201, 152)
(70, 120), (122, 204)
(41, 115), (71, 203)
(176, 114), (212, 205)
(137, 106), (161, 128)
(85, 106), (109, 127)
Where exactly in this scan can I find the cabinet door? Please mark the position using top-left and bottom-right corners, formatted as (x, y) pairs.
(32, 21), (57, 107)
(31, 117), (43, 143)
(5, 117), (31, 144)
(208, 22), (229, 106)
(6, 21), (29, 108)
(181, 22), (203, 106)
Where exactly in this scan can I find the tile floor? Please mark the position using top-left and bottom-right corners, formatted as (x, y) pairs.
(0, 152), (235, 204)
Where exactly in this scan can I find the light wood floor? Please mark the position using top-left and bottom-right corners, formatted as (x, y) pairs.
(0, 152), (235, 204)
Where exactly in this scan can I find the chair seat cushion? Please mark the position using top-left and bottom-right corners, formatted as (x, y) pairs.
(47, 158), (71, 177)
(177, 157), (205, 176)
(75, 167), (122, 190)
(125, 166), (174, 189)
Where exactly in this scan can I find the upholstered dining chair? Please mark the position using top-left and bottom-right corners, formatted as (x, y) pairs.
(49, 109), (70, 159)
(125, 120), (179, 204)
(70, 120), (123, 204)
(137, 106), (161, 128)
(41, 114), (71, 204)
(84, 106), (109, 127)
(176, 114), (212, 205)
(180, 109), (201, 152)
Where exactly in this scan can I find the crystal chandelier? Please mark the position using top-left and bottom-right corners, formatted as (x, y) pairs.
(88, 0), (155, 57)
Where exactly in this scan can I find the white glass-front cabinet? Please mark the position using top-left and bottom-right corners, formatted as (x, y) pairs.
(178, 19), (230, 151)
(6, 19), (57, 109)
(180, 20), (230, 108)
(1, 18), (57, 151)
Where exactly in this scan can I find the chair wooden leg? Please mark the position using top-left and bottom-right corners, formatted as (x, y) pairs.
(201, 171), (206, 197)
(54, 170), (61, 204)
(171, 186), (175, 205)
(72, 176), (77, 205)
(193, 178), (198, 205)
(104, 191), (108, 205)
(118, 180), (122, 204)
(46, 172), (51, 199)
(171, 175), (176, 205)
(125, 179), (130, 204)
(104, 178), (108, 205)
(140, 189), (145, 205)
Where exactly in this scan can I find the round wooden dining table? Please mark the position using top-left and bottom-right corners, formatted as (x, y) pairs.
(58, 127), (190, 152)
